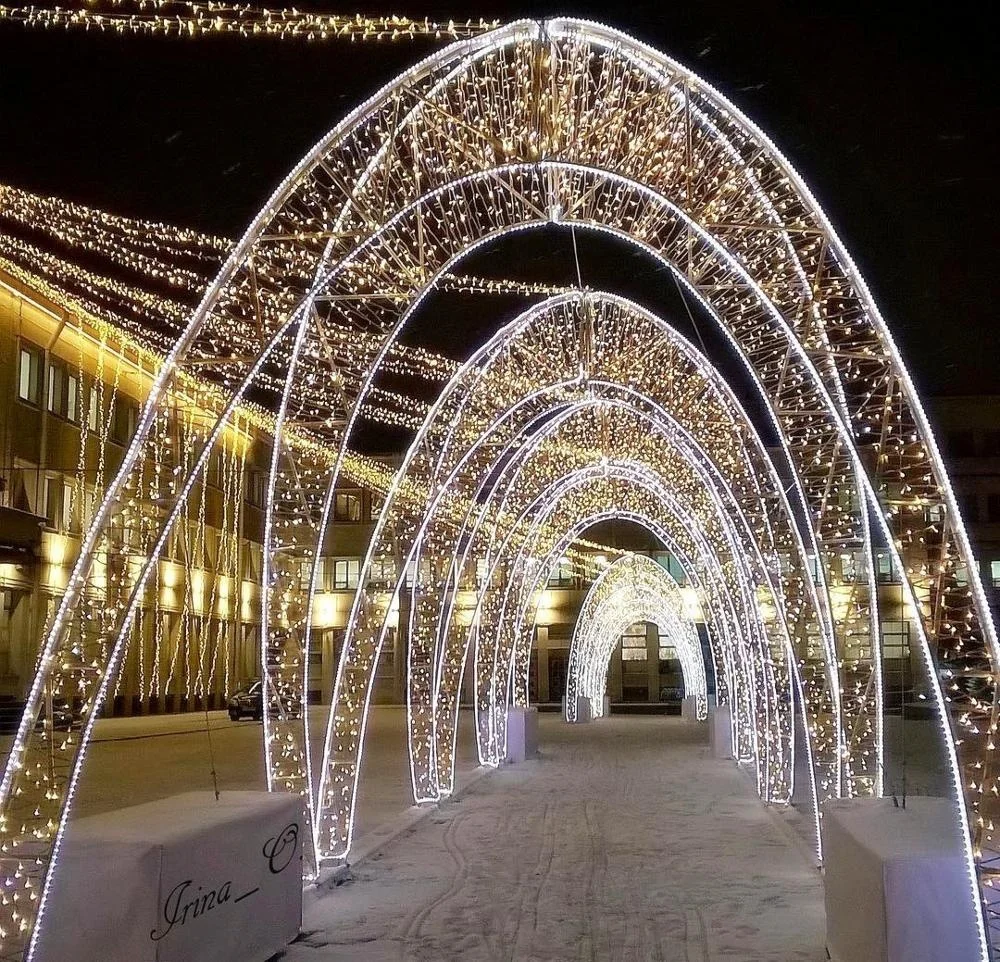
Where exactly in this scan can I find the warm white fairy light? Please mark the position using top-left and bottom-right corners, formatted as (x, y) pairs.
(1, 18), (993, 962)
(0, 2), (498, 42)
(566, 555), (708, 722)
(311, 290), (832, 856)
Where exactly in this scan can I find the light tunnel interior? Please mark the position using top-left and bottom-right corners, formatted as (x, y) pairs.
(1, 19), (993, 962)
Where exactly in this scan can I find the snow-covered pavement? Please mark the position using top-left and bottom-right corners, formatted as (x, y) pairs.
(284, 715), (827, 962)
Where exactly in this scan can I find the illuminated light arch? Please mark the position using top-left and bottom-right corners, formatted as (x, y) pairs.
(320, 291), (836, 857)
(464, 461), (782, 794)
(2, 19), (994, 960)
(565, 554), (708, 723)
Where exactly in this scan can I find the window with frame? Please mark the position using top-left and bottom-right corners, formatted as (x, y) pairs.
(991, 560), (1000, 590)
(43, 476), (63, 529)
(369, 555), (396, 585)
(875, 551), (899, 584)
(333, 491), (363, 522)
(658, 639), (677, 662)
(881, 620), (911, 660)
(46, 358), (80, 422)
(245, 469), (266, 507)
(988, 493), (1000, 523)
(18, 343), (43, 406)
(110, 397), (138, 445)
(654, 552), (686, 585)
(621, 623), (647, 662)
(332, 558), (360, 590)
(547, 557), (575, 587)
(840, 550), (866, 583)
(62, 479), (77, 532)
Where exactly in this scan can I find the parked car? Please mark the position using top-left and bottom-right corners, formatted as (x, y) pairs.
(227, 680), (298, 722)
(228, 680), (264, 721)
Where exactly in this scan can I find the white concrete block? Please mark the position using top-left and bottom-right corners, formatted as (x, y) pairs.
(681, 695), (701, 722)
(38, 791), (303, 962)
(602, 695), (611, 718)
(708, 704), (732, 758)
(570, 696), (592, 723)
(821, 797), (978, 962)
(506, 706), (539, 762)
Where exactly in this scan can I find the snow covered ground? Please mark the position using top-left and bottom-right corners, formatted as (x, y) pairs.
(42, 706), (480, 843)
(283, 715), (827, 962)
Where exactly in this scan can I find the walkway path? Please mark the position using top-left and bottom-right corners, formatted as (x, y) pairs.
(284, 715), (827, 962)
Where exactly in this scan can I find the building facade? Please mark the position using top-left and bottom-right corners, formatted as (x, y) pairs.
(4, 269), (990, 728)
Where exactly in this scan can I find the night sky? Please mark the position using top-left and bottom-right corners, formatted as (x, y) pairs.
(1, 1), (996, 409)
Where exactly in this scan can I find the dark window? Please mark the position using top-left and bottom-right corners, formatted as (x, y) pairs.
(110, 398), (138, 445)
(245, 470), (266, 507)
(946, 430), (977, 458)
(989, 494), (1000, 523)
(984, 431), (1000, 457)
(18, 342), (43, 406)
(333, 491), (362, 522)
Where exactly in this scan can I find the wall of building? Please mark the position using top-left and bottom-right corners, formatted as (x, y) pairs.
(2, 270), (976, 723)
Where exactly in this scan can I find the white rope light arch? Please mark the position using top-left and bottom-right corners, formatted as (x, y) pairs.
(566, 554), (708, 723)
(1, 19), (994, 960)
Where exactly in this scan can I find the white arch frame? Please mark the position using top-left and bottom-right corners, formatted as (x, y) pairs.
(566, 555), (708, 723)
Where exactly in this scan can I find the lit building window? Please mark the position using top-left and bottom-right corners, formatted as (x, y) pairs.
(87, 384), (100, 432)
(547, 557), (575, 587)
(991, 561), (1000, 589)
(621, 623), (647, 662)
(46, 359), (80, 422)
(881, 621), (911, 660)
(875, 551), (899, 584)
(658, 641), (677, 662)
(333, 559), (360, 590)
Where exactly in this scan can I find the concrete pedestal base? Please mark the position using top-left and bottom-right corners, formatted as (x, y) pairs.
(821, 797), (978, 962)
(569, 696), (592, 723)
(708, 704), (732, 758)
(37, 791), (303, 962)
(506, 706), (539, 762)
(602, 695), (611, 718)
(681, 695), (701, 722)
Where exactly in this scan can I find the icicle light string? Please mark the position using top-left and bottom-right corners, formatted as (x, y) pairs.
(0, 3), (498, 41)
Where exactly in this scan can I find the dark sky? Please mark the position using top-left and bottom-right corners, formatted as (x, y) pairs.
(1, 0), (996, 401)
